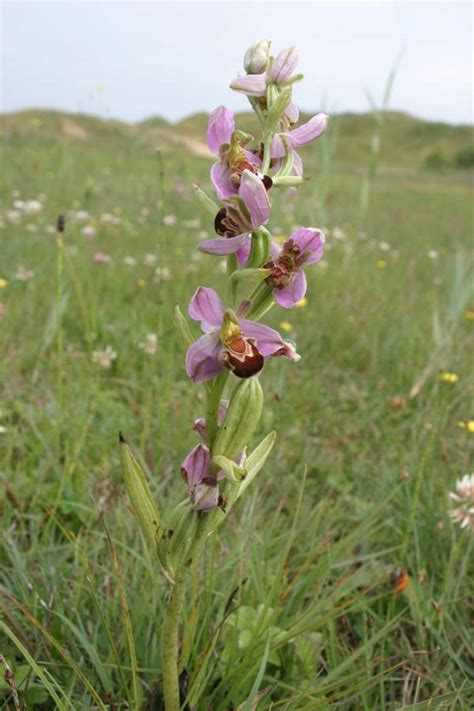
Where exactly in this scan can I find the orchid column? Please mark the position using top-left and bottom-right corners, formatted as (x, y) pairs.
(120, 40), (328, 711)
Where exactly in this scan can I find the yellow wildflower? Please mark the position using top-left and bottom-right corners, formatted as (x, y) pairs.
(458, 420), (474, 433)
(296, 297), (308, 308)
(280, 321), (293, 332)
(137, 278), (146, 288)
(0, 278), (7, 289)
(275, 235), (286, 245)
(464, 310), (474, 321)
(376, 259), (387, 269)
(439, 372), (459, 384)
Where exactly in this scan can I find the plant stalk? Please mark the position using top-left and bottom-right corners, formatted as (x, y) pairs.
(161, 574), (188, 711)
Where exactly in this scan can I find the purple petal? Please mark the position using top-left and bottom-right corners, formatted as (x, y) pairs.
(199, 234), (249, 256)
(244, 149), (262, 167)
(230, 74), (267, 97)
(181, 443), (210, 487)
(235, 238), (251, 266)
(271, 133), (293, 159)
(239, 170), (270, 229)
(192, 417), (207, 441)
(285, 100), (300, 124)
(274, 269), (307, 308)
(193, 483), (219, 512)
(271, 46), (298, 84)
(290, 113), (328, 147)
(188, 287), (225, 331)
(210, 162), (238, 199)
(290, 227), (325, 264)
(186, 333), (223, 383)
(240, 320), (288, 357)
(291, 150), (303, 176)
(207, 106), (235, 155)
(270, 241), (281, 260)
(273, 341), (301, 362)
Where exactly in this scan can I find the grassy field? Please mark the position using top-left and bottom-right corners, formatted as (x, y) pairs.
(0, 108), (473, 709)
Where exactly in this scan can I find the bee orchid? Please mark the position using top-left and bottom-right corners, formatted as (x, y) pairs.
(264, 228), (325, 308)
(207, 107), (270, 200)
(186, 287), (300, 383)
(198, 170), (271, 264)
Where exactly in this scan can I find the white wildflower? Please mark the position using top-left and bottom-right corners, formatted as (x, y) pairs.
(81, 225), (96, 238)
(154, 266), (171, 280)
(24, 200), (42, 216)
(7, 210), (22, 224)
(92, 346), (117, 369)
(139, 333), (158, 355)
(449, 473), (474, 531)
(75, 210), (90, 222)
(15, 266), (34, 281)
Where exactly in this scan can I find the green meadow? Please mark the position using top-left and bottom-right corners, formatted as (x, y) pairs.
(0, 108), (473, 709)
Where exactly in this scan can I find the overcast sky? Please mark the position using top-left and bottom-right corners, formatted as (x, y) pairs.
(1, 1), (472, 125)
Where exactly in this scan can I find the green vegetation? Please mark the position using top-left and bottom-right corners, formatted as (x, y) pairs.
(0, 108), (473, 709)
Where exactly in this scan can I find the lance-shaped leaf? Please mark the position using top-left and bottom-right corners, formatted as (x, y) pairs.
(211, 455), (247, 482)
(193, 184), (220, 217)
(238, 430), (276, 496)
(119, 433), (164, 552)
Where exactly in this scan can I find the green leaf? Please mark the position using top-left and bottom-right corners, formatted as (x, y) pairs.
(119, 434), (164, 552)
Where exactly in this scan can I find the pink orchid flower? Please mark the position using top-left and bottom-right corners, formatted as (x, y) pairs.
(198, 170), (271, 265)
(264, 228), (325, 308)
(186, 287), (300, 383)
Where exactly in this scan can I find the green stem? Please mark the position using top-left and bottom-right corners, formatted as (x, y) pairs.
(55, 230), (64, 459)
(261, 131), (272, 175)
(161, 574), (188, 711)
(205, 371), (229, 449)
(160, 513), (222, 709)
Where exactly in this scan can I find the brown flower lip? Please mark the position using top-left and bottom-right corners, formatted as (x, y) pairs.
(222, 335), (264, 378)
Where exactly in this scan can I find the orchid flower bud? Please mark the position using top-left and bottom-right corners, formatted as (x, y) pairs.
(213, 377), (263, 462)
(243, 40), (271, 74)
(119, 434), (163, 552)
